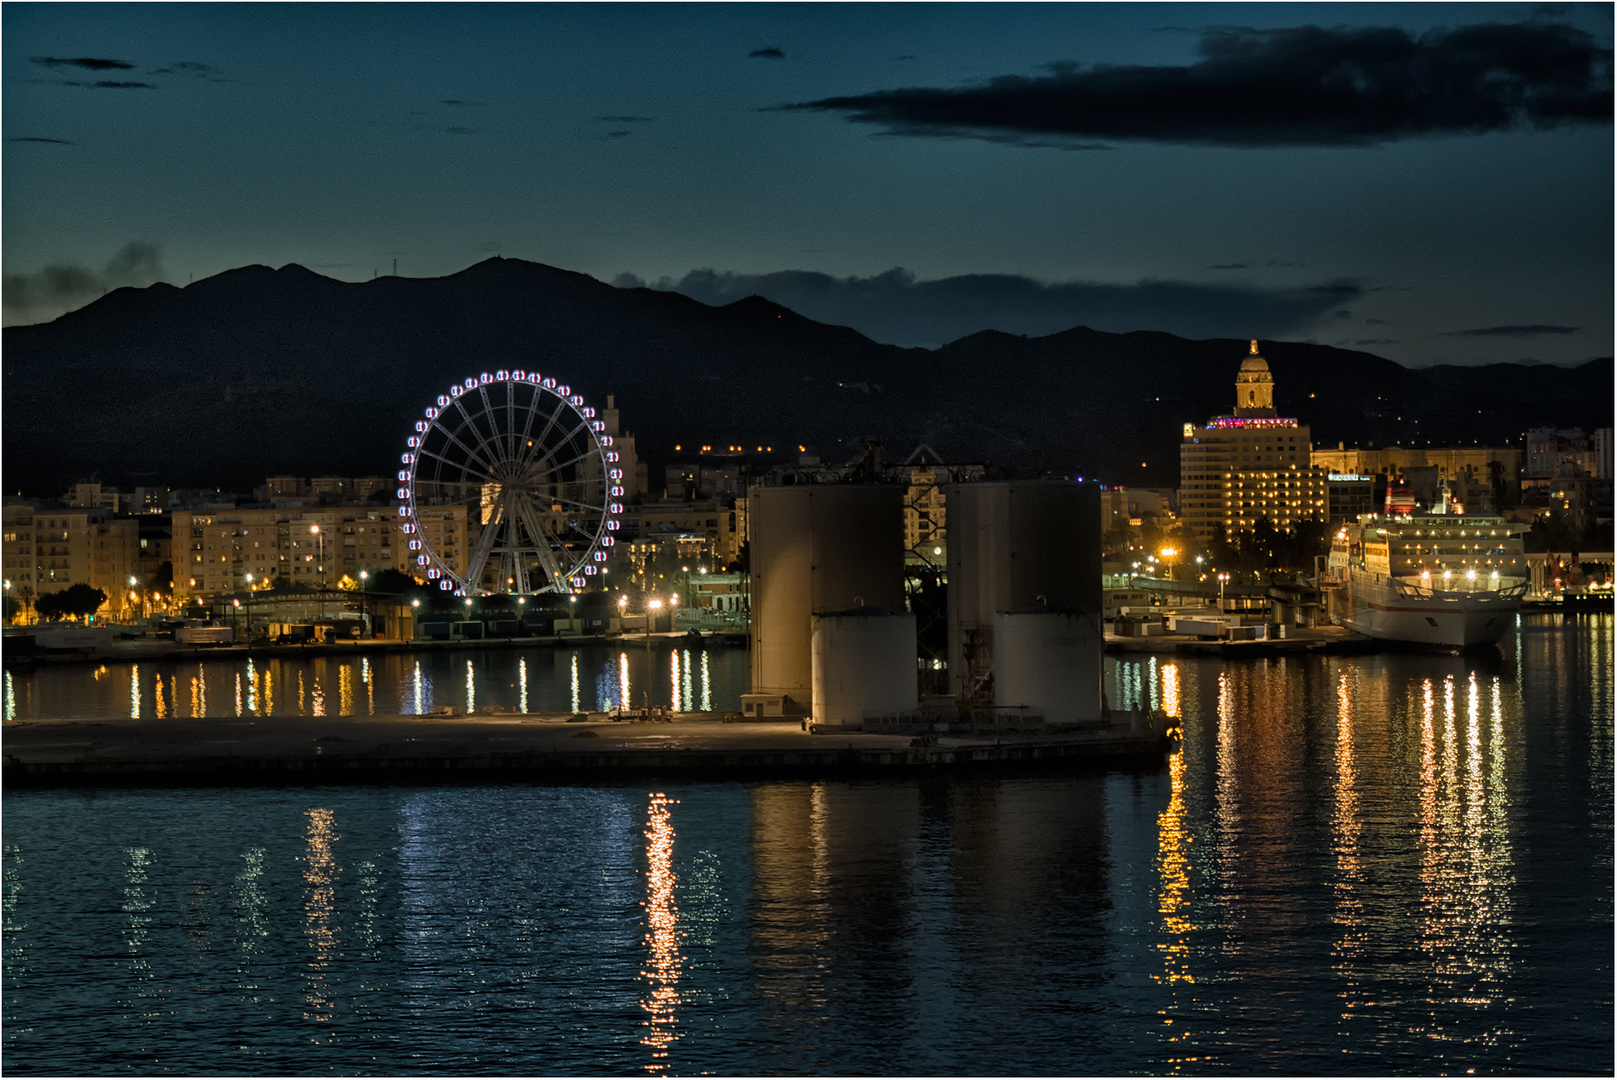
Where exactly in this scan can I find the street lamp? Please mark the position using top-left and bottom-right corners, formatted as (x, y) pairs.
(309, 524), (325, 581)
(1217, 572), (1230, 613)
(645, 598), (663, 707)
(1160, 547), (1178, 582)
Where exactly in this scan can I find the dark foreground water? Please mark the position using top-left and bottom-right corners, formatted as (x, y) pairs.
(3, 615), (1611, 1074)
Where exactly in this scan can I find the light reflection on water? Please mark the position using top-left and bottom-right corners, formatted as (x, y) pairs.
(1, 618), (1610, 1075)
(3, 645), (748, 721)
(640, 793), (682, 1071)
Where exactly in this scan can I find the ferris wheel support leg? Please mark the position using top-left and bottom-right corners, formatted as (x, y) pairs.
(463, 501), (507, 594)
(516, 493), (570, 593)
(504, 492), (533, 594)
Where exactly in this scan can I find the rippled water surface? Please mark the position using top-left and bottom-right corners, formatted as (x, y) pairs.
(4, 615), (1611, 1074)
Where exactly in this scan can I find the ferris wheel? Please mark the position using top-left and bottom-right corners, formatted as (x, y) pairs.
(398, 370), (623, 596)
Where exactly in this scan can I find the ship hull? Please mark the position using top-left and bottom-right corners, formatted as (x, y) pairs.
(1336, 576), (1520, 648)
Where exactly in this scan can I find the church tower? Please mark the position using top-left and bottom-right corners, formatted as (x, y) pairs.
(1233, 339), (1276, 418)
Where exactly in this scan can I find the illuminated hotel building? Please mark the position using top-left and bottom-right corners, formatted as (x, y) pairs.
(1179, 340), (1327, 543)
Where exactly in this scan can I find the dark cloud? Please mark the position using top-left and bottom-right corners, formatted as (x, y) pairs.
(440, 99), (486, 107)
(1354, 338), (1401, 345)
(61, 80), (156, 90)
(1209, 262), (1249, 270)
(749, 47), (786, 59)
(150, 60), (216, 77)
(2, 241), (164, 325)
(614, 265), (1365, 346)
(594, 115), (653, 123)
(605, 130), (632, 138)
(778, 20), (1612, 148)
(9, 137), (74, 145)
(30, 56), (134, 71)
(1441, 323), (1578, 337)
(1365, 318), (1388, 324)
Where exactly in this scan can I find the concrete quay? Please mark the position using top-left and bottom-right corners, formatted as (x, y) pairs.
(3, 713), (1173, 787)
(1105, 623), (1377, 656)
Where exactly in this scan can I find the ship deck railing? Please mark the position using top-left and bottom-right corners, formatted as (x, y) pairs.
(1390, 579), (1528, 601)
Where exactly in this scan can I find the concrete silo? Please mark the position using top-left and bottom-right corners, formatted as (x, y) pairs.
(747, 483), (905, 716)
(944, 480), (1102, 705)
(994, 607), (1104, 724)
(811, 609), (918, 729)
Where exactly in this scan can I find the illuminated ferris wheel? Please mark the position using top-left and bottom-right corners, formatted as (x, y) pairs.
(398, 370), (623, 596)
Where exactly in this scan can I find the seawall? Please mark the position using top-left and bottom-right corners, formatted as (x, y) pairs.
(3, 714), (1172, 788)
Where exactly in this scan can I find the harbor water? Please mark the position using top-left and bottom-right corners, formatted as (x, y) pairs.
(3, 615), (1611, 1074)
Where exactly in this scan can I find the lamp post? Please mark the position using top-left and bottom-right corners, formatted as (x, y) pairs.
(1218, 573), (1230, 613)
(645, 598), (662, 707)
(309, 524), (326, 585)
(1160, 547), (1178, 583)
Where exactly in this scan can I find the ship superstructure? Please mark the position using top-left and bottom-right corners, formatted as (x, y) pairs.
(1324, 487), (1527, 648)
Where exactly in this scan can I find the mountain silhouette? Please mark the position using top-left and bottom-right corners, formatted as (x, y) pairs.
(3, 257), (1609, 496)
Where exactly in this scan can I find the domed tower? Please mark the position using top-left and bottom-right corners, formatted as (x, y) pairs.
(1233, 339), (1276, 418)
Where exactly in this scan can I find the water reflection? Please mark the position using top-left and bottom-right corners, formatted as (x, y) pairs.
(5, 645), (750, 720)
(235, 847), (269, 960)
(1155, 661), (1192, 989)
(571, 654), (581, 713)
(1331, 670), (1365, 1034)
(640, 793), (682, 1071)
(303, 808), (339, 1028)
(1414, 670), (1516, 1040)
(122, 847), (157, 1011)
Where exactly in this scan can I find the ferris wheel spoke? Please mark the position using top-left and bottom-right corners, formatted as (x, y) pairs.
(540, 494), (608, 515)
(534, 435), (602, 478)
(450, 394), (509, 471)
(513, 383), (545, 462)
(414, 444), (493, 479)
(515, 396), (575, 474)
(498, 380), (520, 465)
(475, 384), (517, 467)
(426, 424), (502, 479)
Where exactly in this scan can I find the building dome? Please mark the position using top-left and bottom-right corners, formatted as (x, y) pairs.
(1232, 339), (1276, 416)
(1238, 339), (1269, 373)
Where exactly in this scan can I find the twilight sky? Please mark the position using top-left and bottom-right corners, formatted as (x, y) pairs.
(4, 2), (1612, 367)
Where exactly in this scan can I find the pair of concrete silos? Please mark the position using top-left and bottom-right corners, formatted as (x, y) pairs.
(746, 480), (1102, 728)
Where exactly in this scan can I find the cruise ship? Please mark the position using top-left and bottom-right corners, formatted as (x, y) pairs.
(1323, 484), (1527, 648)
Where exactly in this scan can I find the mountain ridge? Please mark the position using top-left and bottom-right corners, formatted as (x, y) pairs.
(3, 258), (1610, 496)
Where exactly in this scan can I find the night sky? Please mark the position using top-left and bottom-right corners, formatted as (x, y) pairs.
(4, 2), (1611, 367)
